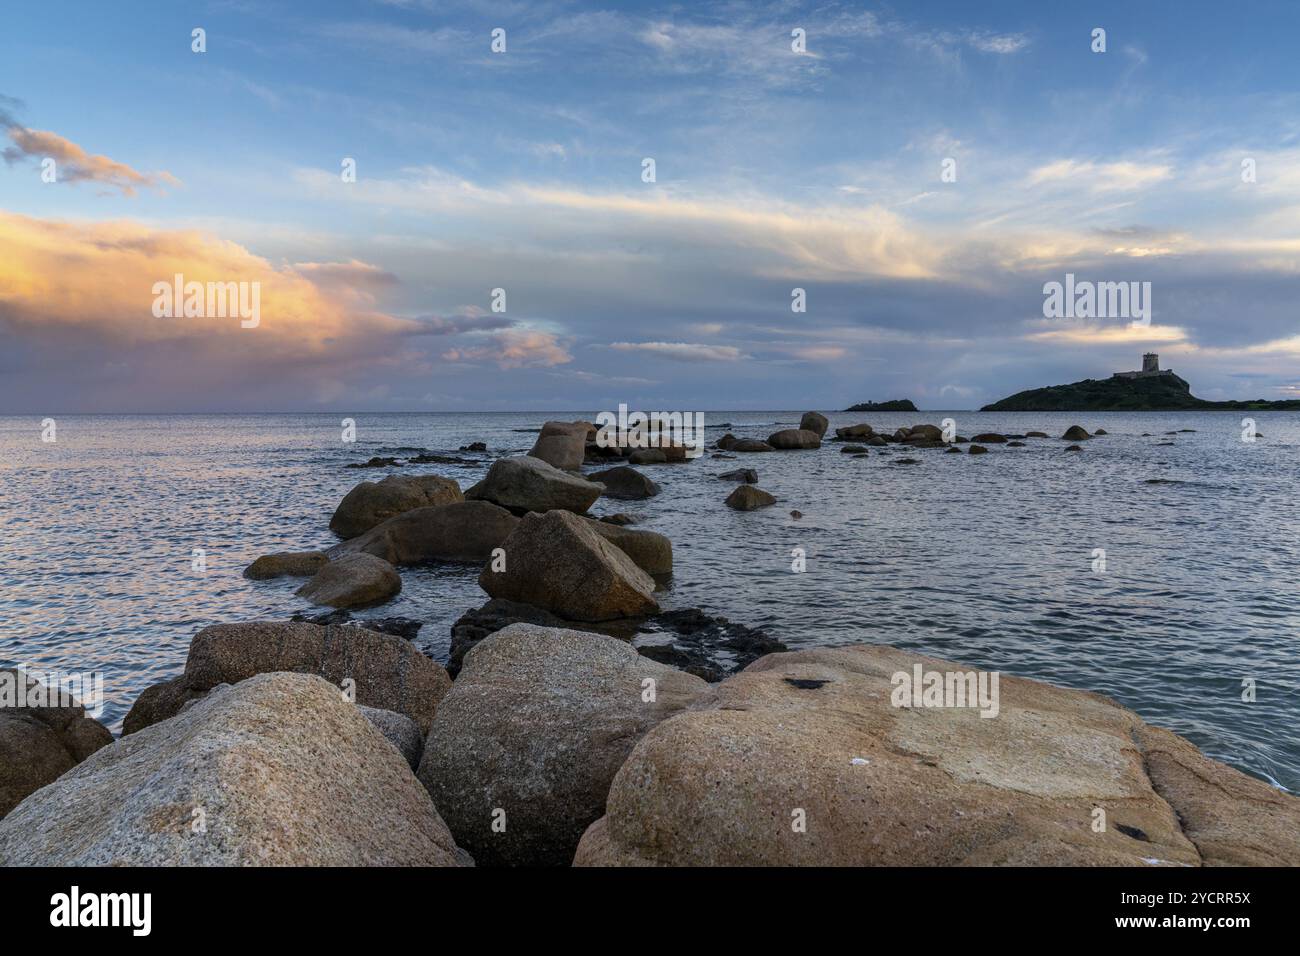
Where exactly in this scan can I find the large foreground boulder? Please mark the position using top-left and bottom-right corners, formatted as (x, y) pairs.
(480, 510), (658, 621)
(799, 412), (829, 438)
(122, 621), (451, 736)
(575, 645), (1300, 866)
(330, 474), (463, 539)
(0, 674), (466, 866)
(1062, 425), (1092, 441)
(329, 501), (519, 565)
(586, 466), (660, 500)
(466, 456), (603, 515)
(767, 428), (821, 450)
(418, 624), (707, 866)
(295, 552), (401, 609)
(529, 421), (590, 471)
(0, 670), (113, 820)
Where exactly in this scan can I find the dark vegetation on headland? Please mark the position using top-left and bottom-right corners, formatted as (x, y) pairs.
(842, 399), (917, 412)
(983, 372), (1300, 412)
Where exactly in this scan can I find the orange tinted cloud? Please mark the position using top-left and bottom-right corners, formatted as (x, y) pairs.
(3, 127), (178, 196)
(0, 211), (417, 358)
(441, 328), (572, 368)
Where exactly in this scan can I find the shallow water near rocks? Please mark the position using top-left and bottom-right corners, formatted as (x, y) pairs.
(1, 411), (1297, 792)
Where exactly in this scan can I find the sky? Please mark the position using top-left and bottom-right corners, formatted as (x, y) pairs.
(1, 0), (1298, 412)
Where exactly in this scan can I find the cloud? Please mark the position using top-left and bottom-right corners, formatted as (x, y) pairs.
(1, 124), (178, 196)
(608, 341), (745, 362)
(1028, 159), (1173, 193)
(967, 32), (1030, 54)
(0, 210), (418, 364)
(789, 345), (848, 361)
(413, 311), (515, 336)
(442, 328), (572, 367)
(1025, 323), (1189, 345)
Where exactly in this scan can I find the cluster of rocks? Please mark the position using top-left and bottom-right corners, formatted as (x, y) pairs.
(9, 416), (1270, 867)
(5, 629), (1297, 868)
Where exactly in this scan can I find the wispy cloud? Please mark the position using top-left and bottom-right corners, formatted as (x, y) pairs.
(1, 124), (178, 196)
(1028, 158), (1174, 193)
(608, 341), (746, 362)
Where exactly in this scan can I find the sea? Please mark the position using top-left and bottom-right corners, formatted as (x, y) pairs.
(1, 410), (1296, 792)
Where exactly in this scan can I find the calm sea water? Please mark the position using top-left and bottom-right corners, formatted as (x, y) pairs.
(1, 411), (1296, 791)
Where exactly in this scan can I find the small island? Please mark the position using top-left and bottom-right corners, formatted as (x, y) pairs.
(842, 399), (918, 412)
(982, 353), (1300, 412)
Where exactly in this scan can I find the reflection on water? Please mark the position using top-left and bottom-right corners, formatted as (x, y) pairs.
(1, 411), (1297, 791)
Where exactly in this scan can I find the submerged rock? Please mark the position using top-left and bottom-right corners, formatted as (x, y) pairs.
(634, 608), (786, 683)
(731, 439), (775, 453)
(968, 445), (988, 455)
(575, 645), (1300, 866)
(418, 623), (708, 867)
(290, 609), (423, 640)
(970, 433), (1008, 444)
(0, 674), (466, 866)
(1062, 425), (1091, 441)
(717, 468), (758, 483)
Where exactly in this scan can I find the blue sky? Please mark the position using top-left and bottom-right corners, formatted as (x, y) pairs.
(2, 0), (1298, 411)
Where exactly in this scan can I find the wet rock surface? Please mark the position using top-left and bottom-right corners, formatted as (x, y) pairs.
(449, 601), (783, 684)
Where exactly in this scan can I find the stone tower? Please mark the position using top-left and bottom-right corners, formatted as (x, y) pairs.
(1142, 353), (1159, 373)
